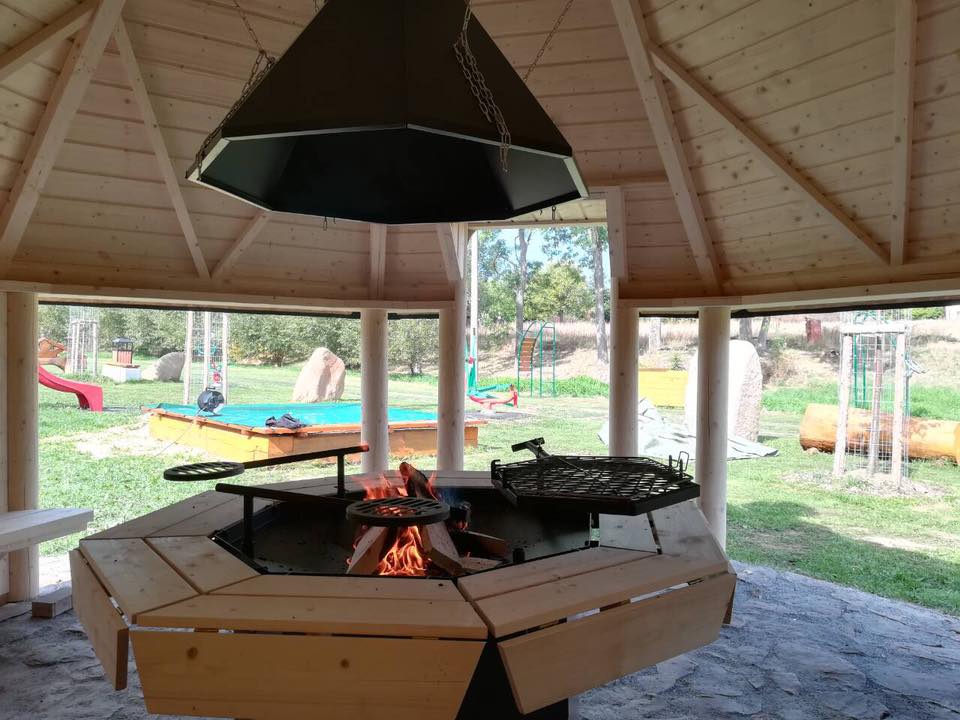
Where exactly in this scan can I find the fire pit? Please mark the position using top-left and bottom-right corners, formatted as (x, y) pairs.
(71, 442), (736, 719)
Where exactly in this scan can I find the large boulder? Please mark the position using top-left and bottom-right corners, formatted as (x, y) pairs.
(293, 348), (346, 402)
(143, 351), (185, 382)
(684, 340), (763, 441)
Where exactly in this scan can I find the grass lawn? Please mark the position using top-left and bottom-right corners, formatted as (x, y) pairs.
(37, 363), (960, 615)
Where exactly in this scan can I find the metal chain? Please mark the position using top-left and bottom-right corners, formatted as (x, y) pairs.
(196, 2), (276, 169)
(522, 0), (576, 82)
(454, 0), (511, 170)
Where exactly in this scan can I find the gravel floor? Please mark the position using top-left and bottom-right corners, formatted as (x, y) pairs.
(1, 561), (958, 720)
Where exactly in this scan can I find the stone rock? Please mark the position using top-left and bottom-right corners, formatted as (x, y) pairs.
(770, 669), (801, 695)
(820, 690), (890, 719)
(142, 351), (184, 382)
(292, 348), (346, 403)
(684, 340), (763, 441)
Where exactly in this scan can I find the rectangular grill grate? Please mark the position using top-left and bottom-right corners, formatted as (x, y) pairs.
(491, 440), (699, 515)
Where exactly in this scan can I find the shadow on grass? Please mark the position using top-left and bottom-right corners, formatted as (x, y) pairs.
(728, 500), (960, 615)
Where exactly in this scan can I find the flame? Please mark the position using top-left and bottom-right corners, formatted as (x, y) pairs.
(347, 467), (439, 577)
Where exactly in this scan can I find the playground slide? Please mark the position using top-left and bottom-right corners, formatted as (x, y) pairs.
(38, 365), (104, 412)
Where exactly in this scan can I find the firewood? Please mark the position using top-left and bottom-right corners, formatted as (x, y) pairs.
(347, 526), (389, 575)
(399, 462), (434, 499)
(451, 530), (510, 559)
(459, 556), (502, 574)
(421, 522), (462, 575)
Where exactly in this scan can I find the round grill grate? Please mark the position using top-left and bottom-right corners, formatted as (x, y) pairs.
(164, 461), (245, 482)
(346, 496), (450, 527)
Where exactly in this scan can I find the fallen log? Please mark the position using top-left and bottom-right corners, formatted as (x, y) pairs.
(799, 403), (960, 464)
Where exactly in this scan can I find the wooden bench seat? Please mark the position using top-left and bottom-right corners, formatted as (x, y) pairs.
(0, 508), (93, 554)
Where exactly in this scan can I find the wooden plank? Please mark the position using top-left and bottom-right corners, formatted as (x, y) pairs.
(69, 549), (128, 690)
(459, 547), (650, 602)
(648, 45), (890, 266)
(833, 334), (854, 477)
(891, 0), (918, 265)
(471, 551), (726, 637)
(211, 210), (271, 281)
(602, 186), (628, 280)
(131, 631), (483, 719)
(31, 583), (73, 618)
(0, 0), (95, 84)
(369, 222), (386, 299)
(610, 0), (722, 293)
(137, 594), (489, 639)
(146, 496), (270, 537)
(650, 501), (728, 571)
(436, 222), (464, 282)
(214, 574), (465, 601)
(79, 538), (197, 621)
(0, 507), (92, 553)
(600, 512), (659, 552)
(0, 0), (127, 265)
(84, 490), (233, 539)
(113, 22), (209, 279)
(145, 536), (258, 593)
(498, 571), (736, 713)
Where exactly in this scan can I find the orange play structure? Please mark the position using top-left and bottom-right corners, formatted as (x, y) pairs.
(799, 403), (960, 465)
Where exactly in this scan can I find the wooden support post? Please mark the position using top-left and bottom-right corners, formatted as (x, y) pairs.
(6, 292), (39, 600)
(695, 306), (730, 548)
(360, 309), (389, 474)
(608, 288), (638, 456)
(833, 334), (853, 477)
(202, 311), (212, 390)
(0, 292), (7, 603)
(437, 279), (466, 471)
(469, 230), (479, 371)
(891, 331), (907, 486)
(866, 334), (885, 476)
(221, 314), (230, 404)
(183, 311), (194, 405)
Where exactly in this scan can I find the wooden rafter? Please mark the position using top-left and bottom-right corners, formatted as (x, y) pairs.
(0, 0), (127, 266)
(437, 222), (466, 283)
(600, 186), (628, 281)
(648, 46), (890, 266)
(369, 223), (386, 299)
(114, 22), (209, 279)
(211, 210), (271, 281)
(0, 0), (96, 84)
(610, 0), (722, 295)
(891, 0), (917, 266)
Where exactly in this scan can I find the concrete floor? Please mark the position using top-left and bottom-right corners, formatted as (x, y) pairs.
(1, 561), (958, 720)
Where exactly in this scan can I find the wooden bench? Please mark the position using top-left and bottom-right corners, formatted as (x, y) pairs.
(0, 508), (93, 555)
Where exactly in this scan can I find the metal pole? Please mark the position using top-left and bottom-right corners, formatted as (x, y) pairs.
(469, 230), (479, 376)
(221, 313), (230, 404)
(183, 311), (194, 404)
(202, 311), (212, 390)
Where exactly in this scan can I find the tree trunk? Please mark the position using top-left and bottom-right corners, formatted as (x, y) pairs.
(648, 316), (662, 353)
(590, 227), (609, 363)
(757, 316), (771, 350)
(738, 318), (752, 340)
(514, 228), (528, 351)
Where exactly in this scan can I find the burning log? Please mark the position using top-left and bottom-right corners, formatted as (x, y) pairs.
(399, 461), (434, 499)
(421, 522), (462, 576)
(347, 525), (389, 575)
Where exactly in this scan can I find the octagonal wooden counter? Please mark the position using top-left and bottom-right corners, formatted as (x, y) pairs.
(72, 472), (735, 719)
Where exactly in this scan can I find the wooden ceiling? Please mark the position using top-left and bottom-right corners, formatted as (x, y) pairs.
(0, 0), (958, 312)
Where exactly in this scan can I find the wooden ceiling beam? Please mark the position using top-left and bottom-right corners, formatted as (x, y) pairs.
(114, 22), (209, 280)
(437, 222), (466, 283)
(600, 186), (628, 282)
(0, 0), (126, 266)
(891, 0), (917, 266)
(211, 210), (271, 281)
(648, 45), (891, 267)
(369, 224), (386, 300)
(610, 0), (722, 295)
(0, 0), (97, 85)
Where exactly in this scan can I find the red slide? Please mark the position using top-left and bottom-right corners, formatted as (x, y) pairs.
(38, 365), (104, 412)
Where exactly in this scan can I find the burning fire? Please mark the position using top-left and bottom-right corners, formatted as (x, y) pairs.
(348, 463), (439, 577)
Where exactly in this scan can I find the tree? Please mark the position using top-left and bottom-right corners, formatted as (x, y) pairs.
(542, 225), (610, 363)
(647, 316), (662, 353)
(389, 318), (439, 375)
(479, 229), (535, 349)
(526, 263), (592, 321)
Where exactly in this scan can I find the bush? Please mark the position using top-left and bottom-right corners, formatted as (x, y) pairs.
(230, 315), (361, 367)
(389, 318), (439, 375)
(912, 307), (945, 320)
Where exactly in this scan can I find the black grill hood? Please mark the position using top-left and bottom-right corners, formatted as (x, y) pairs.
(186, 0), (586, 225)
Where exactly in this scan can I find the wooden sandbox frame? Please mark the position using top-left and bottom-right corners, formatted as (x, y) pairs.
(71, 471), (735, 719)
(147, 408), (482, 462)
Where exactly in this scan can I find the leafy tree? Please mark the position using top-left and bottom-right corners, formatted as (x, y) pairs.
(478, 228), (538, 348)
(38, 304), (69, 342)
(526, 262), (593, 321)
(389, 318), (439, 375)
(543, 225), (610, 362)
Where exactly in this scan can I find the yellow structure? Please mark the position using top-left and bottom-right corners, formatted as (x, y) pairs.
(638, 369), (688, 408)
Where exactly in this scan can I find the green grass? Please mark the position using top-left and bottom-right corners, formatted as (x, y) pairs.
(764, 382), (960, 420)
(37, 362), (960, 615)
